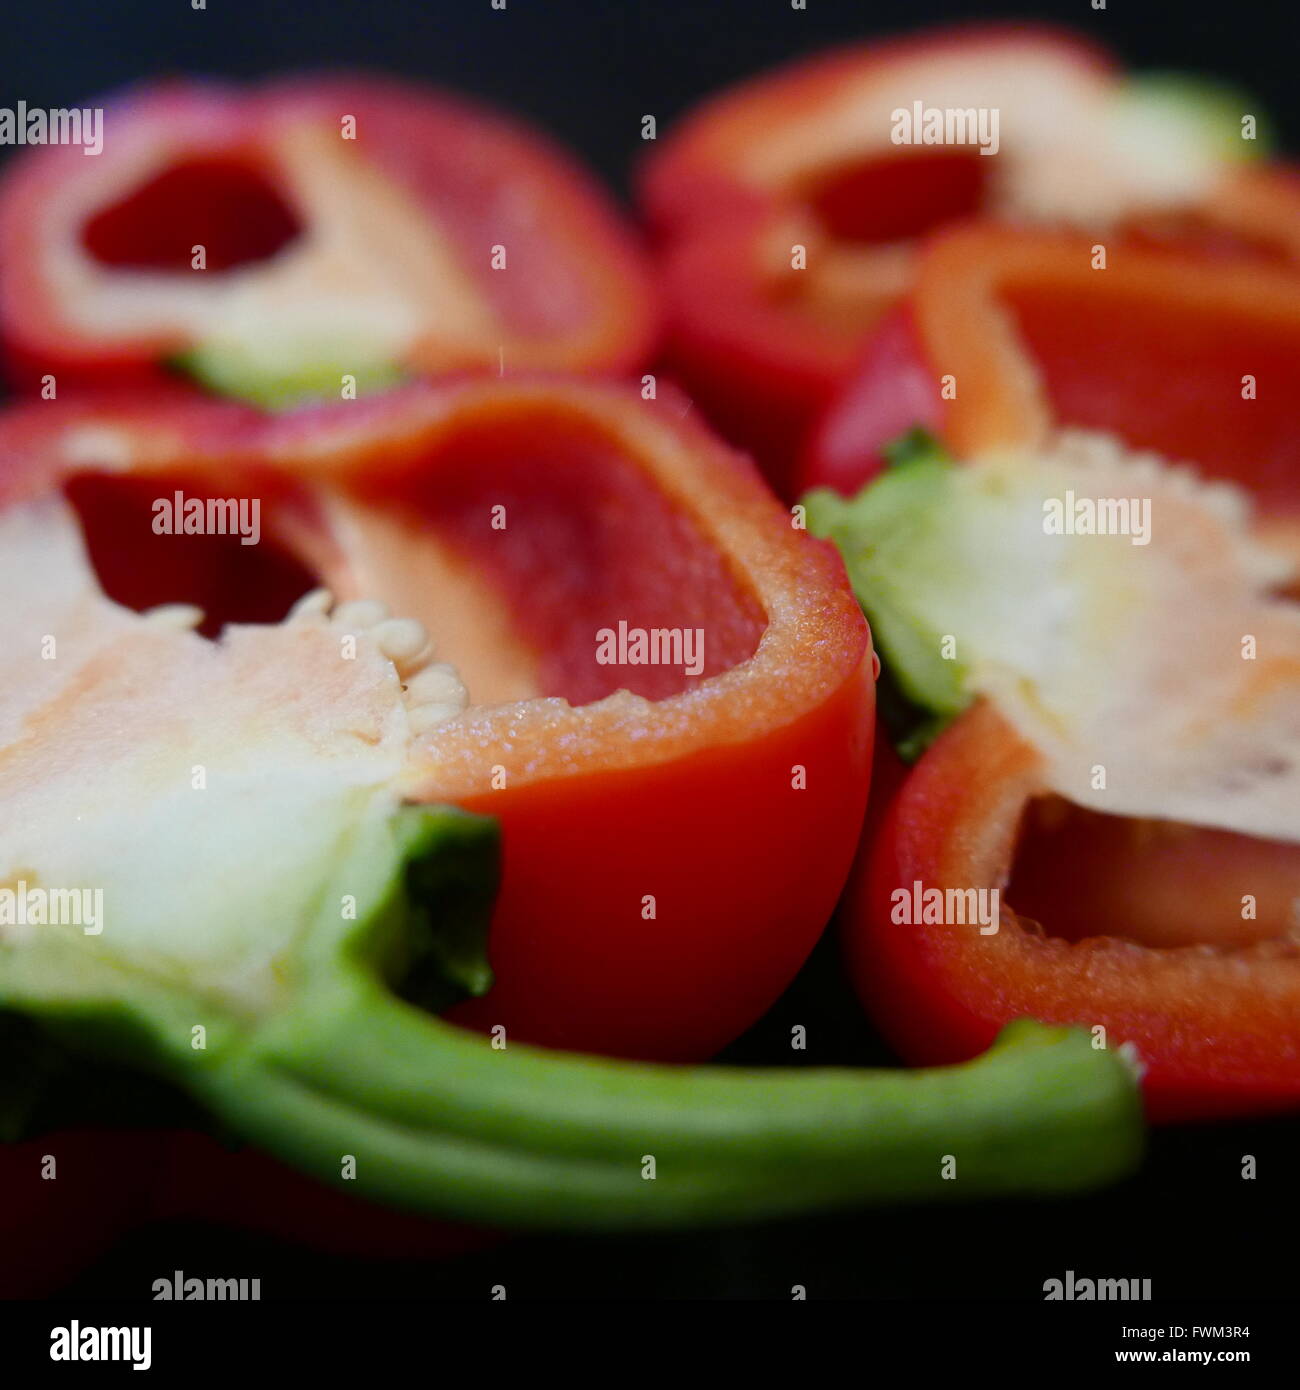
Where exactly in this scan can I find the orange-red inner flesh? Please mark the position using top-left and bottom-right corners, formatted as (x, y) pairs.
(63, 420), (768, 708)
(343, 415), (768, 704)
(80, 157), (302, 272)
(1006, 283), (1300, 515)
(807, 150), (990, 245)
(1007, 796), (1300, 949)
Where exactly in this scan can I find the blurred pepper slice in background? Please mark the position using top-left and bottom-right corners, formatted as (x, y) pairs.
(642, 22), (1300, 492)
(0, 378), (874, 1061)
(0, 77), (659, 404)
(801, 225), (1300, 565)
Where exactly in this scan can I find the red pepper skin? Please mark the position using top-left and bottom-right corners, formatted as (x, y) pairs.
(848, 704), (1300, 1124)
(0, 77), (658, 393)
(639, 205), (853, 494)
(449, 668), (873, 1056)
(796, 306), (941, 497)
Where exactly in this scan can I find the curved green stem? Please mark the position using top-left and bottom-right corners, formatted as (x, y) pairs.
(191, 976), (1143, 1230)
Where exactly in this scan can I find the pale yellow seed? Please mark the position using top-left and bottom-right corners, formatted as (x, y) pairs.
(333, 599), (388, 630)
(374, 617), (429, 665)
(288, 587), (333, 621)
(405, 662), (467, 709)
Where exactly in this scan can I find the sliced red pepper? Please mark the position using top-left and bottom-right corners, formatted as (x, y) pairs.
(849, 702), (1300, 1124)
(0, 378), (874, 1061)
(0, 77), (658, 401)
(642, 23), (1300, 493)
(801, 226), (1300, 564)
(0, 377), (873, 1283)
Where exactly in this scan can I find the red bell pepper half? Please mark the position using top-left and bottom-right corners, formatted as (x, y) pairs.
(850, 702), (1300, 1124)
(0, 377), (874, 1285)
(802, 226), (1300, 565)
(0, 77), (658, 403)
(802, 382), (1300, 1125)
(0, 378), (875, 1061)
(642, 22), (1300, 492)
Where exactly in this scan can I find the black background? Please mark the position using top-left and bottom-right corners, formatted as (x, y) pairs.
(6, 0), (1300, 192)
(52, 930), (1299, 1300)
(4, 0), (1298, 1300)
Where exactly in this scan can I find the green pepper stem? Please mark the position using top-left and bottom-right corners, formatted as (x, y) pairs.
(191, 976), (1143, 1230)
